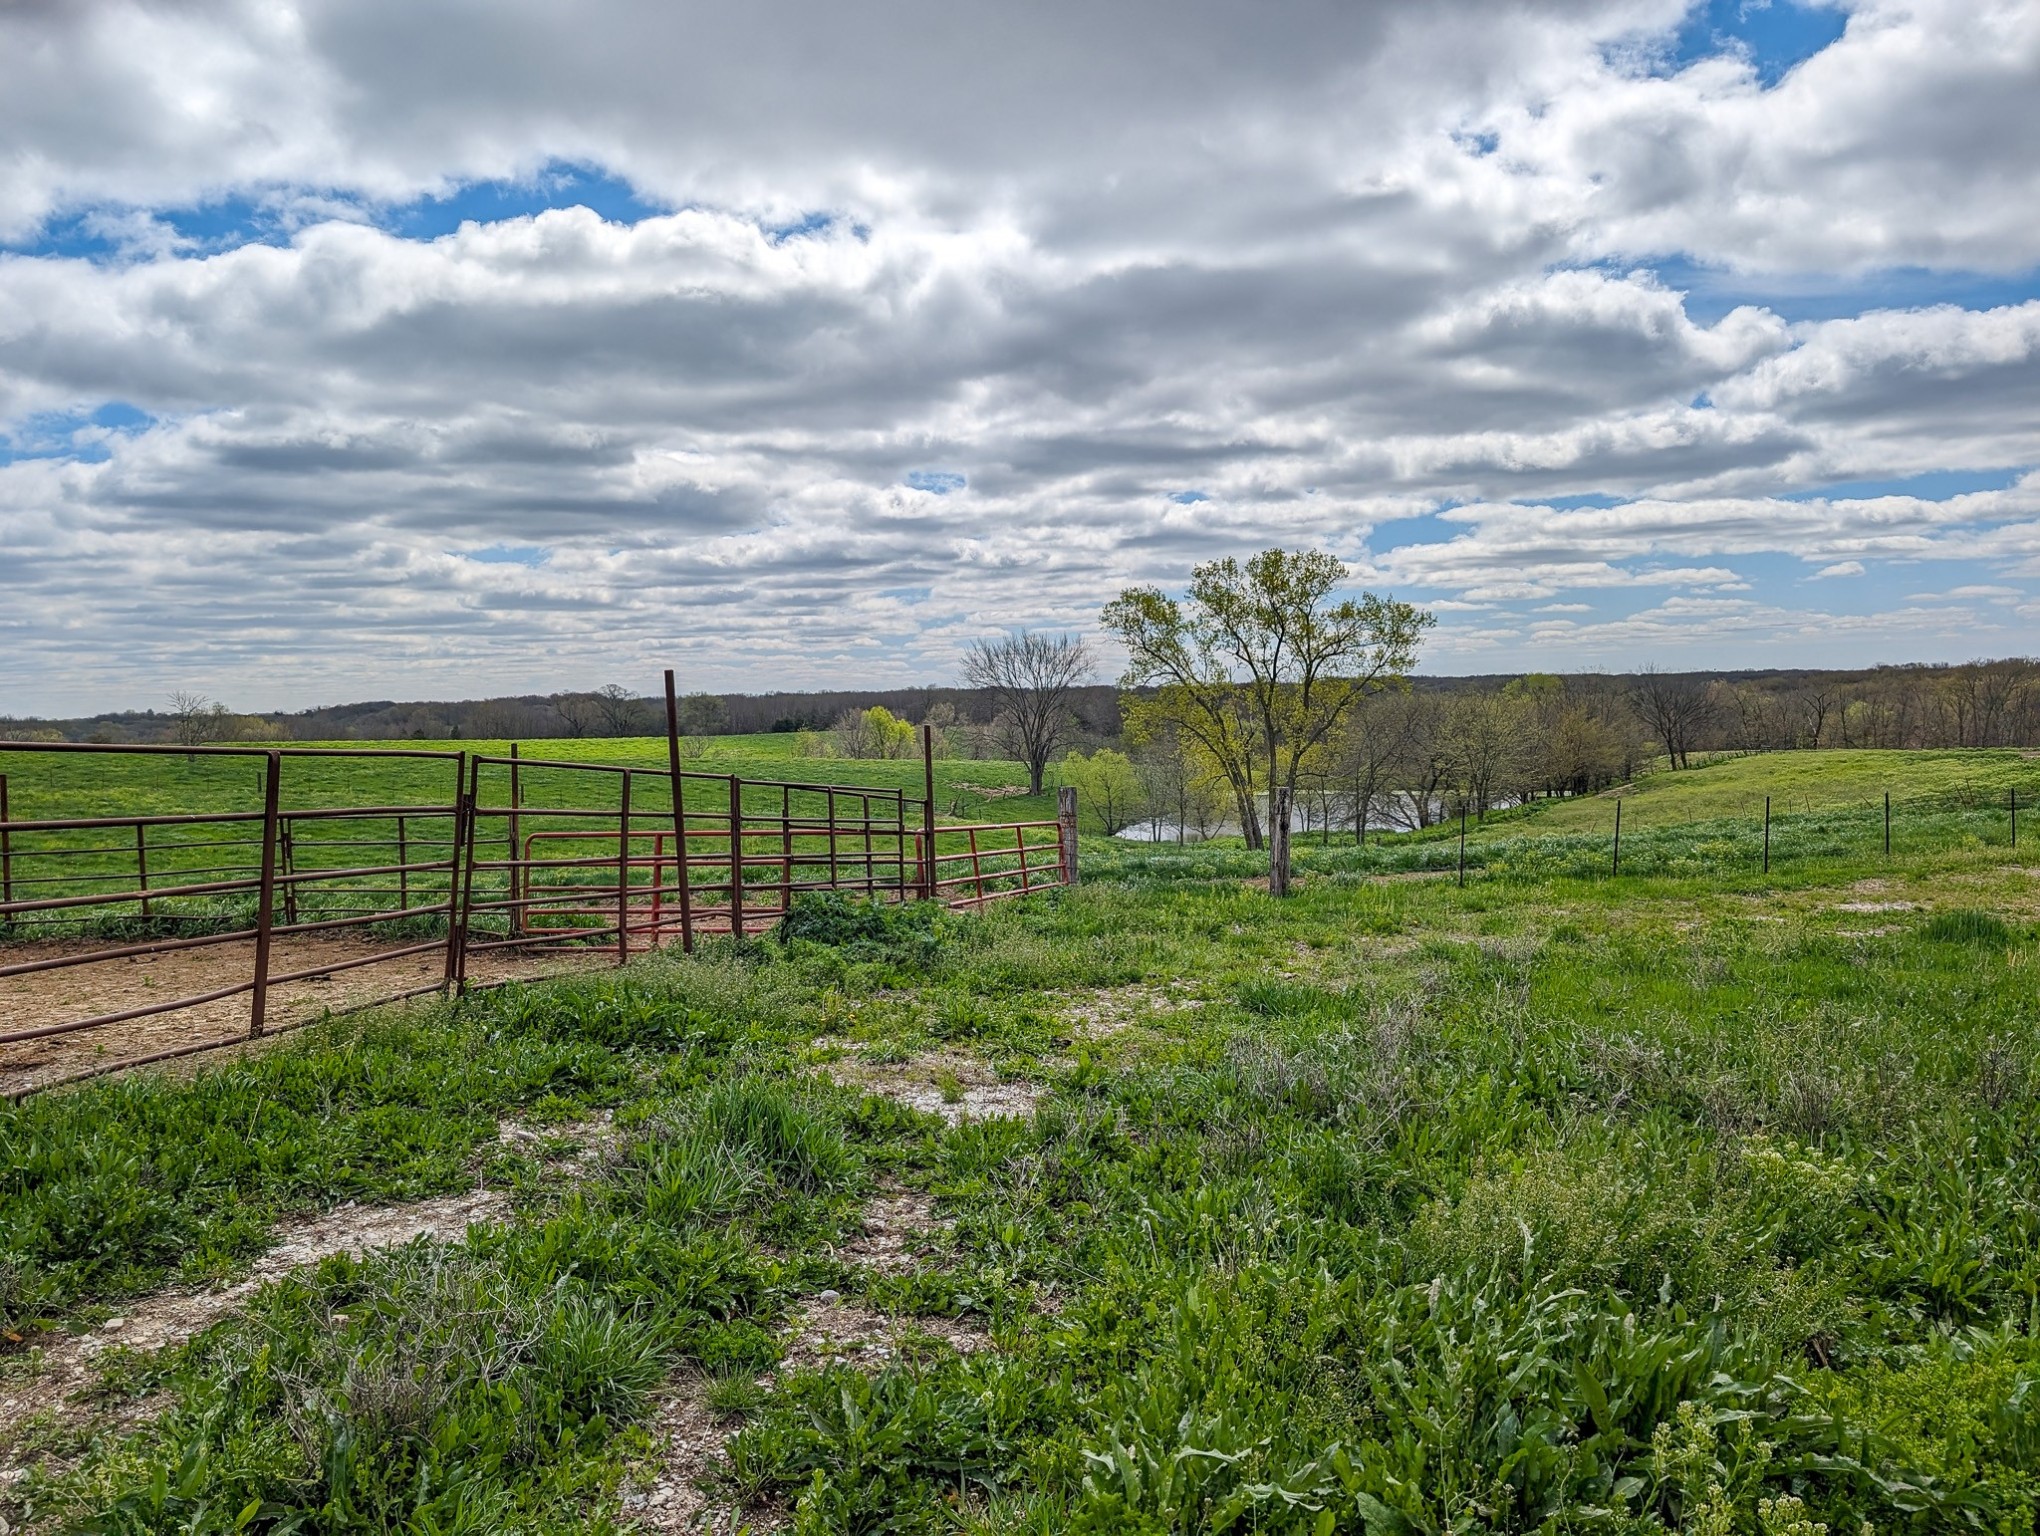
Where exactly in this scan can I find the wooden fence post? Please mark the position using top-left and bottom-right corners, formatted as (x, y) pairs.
(1058, 786), (1079, 888)
(1455, 803), (1466, 889)
(663, 671), (694, 954)
(249, 751), (282, 1038)
(279, 819), (296, 927)
(1270, 785), (1293, 897)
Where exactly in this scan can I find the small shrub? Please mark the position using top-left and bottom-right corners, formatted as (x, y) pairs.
(778, 893), (947, 965)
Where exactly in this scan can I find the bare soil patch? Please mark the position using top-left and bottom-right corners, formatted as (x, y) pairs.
(778, 1296), (991, 1376)
(0, 934), (592, 1094)
(826, 1050), (1041, 1126)
(626, 1378), (786, 1534)
(0, 1112), (615, 1479)
(0, 1186), (507, 1463)
(626, 1186), (964, 1534)
(1056, 983), (1203, 1041)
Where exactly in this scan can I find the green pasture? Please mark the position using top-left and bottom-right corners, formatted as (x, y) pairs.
(1489, 747), (2038, 836)
(8, 730), (2040, 1535)
(0, 738), (1048, 939)
(3, 793), (2039, 1531)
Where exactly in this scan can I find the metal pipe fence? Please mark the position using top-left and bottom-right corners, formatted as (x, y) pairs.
(0, 721), (1076, 1096)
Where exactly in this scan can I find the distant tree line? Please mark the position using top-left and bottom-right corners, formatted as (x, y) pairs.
(6, 659), (2035, 770)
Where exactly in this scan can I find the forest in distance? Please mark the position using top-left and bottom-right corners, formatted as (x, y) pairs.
(9, 657), (2040, 760)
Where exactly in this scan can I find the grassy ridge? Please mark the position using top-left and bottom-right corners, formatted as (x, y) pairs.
(4, 811), (2040, 1531)
(1486, 747), (2040, 836)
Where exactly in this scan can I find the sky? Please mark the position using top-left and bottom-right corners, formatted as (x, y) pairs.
(1, 0), (2037, 715)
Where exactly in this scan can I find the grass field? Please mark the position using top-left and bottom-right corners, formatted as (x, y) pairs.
(0, 733), (1048, 822)
(1490, 748), (2040, 836)
(2, 747), (2037, 1532)
(0, 737), (1049, 940)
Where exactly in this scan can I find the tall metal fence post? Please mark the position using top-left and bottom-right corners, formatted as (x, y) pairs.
(1456, 803), (1466, 889)
(453, 753), (479, 994)
(780, 784), (793, 916)
(1763, 795), (1771, 874)
(444, 752), (470, 989)
(507, 743), (523, 939)
(663, 671), (694, 953)
(921, 725), (937, 900)
(249, 751), (282, 1038)
(2012, 788), (2019, 850)
(616, 770), (633, 964)
(1884, 791), (1890, 858)
(1058, 785), (1079, 888)
(0, 773), (10, 908)
(1612, 798), (1621, 875)
(728, 775), (746, 941)
(1271, 785), (1293, 897)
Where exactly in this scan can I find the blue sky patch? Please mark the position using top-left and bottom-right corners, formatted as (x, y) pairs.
(0, 400), (155, 464)
(3, 161), (668, 262)
(386, 163), (667, 239)
(765, 211), (837, 245)
(1669, 0), (1849, 86)
(1779, 467), (2027, 503)
(463, 544), (552, 567)
(1168, 490), (1211, 504)
(1521, 492), (1626, 511)
(905, 470), (967, 494)
(1635, 255), (2040, 325)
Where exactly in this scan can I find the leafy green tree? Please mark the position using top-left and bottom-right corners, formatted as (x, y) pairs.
(1057, 748), (1145, 835)
(1102, 549), (1431, 849)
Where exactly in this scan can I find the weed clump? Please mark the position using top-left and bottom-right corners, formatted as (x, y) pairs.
(778, 893), (947, 966)
(1920, 908), (2013, 947)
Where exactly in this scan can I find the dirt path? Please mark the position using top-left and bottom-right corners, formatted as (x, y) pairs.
(0, 934), (596, 1094)
(0, 1185), (508, 1471)
(624, 1180), (983, 1534)
(0, 1113), (615, 1494)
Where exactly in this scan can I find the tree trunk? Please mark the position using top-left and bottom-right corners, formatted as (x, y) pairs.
(1269, 785), (1292, 897)
(1235, 784), (1264, 849)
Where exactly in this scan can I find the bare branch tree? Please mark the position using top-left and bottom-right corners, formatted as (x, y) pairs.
(592, 683), (650, 737)
(550, 692), (604, 738)
(169, 691), (229, 758)
(1628, 665), (1716, 769)
(962, 632), (1095, 794)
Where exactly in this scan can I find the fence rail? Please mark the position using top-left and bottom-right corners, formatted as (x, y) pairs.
(0, 696), (1076, 1096)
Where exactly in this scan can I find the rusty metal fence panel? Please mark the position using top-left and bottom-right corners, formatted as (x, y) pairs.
(0, 742), (469, 1093)
(0, 726), (1075, 1096)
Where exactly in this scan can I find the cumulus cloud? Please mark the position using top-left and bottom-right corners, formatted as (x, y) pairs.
(0, 0), (2036, 709)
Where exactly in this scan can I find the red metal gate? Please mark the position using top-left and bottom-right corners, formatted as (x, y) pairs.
(0, 694), (1077, 1095)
